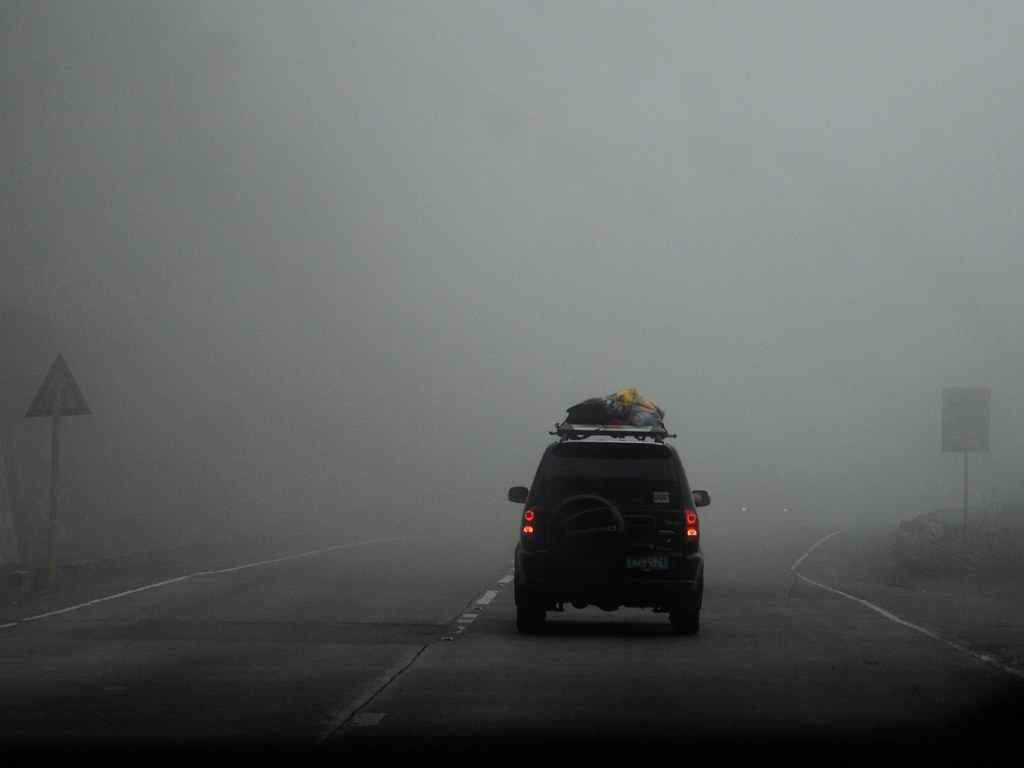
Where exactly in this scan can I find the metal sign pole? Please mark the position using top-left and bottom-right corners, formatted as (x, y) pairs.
(942, 387), (989, 543)
(962, 451), (968, 542)
(48, 387), (63, 584)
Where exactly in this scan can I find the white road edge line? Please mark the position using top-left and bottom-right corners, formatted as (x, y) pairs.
(793, 533), (1024, 681)
(2, 534), (440, 630)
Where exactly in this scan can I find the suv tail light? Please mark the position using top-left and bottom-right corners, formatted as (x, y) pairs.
(684, 508), (699, 543)
(521, 507), (537, 536)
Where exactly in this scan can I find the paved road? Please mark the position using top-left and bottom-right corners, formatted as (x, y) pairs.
(1, 518), (1020, 764)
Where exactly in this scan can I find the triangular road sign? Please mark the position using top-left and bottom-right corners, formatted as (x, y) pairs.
(26, 354), (92, 417)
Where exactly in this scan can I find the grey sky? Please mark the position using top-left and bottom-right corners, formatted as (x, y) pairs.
(3, 1), (1022, 552)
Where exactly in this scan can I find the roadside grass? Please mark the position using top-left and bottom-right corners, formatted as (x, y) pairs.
(894, 575), (1024, 605)
(890, 500), (1024, 606)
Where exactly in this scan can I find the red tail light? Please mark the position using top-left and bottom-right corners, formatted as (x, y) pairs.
(522, 507), (537, 536)
(684, 508), (699, 542)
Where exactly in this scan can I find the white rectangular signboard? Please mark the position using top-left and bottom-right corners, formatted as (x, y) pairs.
(942, 387), (991, 453)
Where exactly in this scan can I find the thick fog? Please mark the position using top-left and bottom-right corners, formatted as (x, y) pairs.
(2, 2), (1022, 561)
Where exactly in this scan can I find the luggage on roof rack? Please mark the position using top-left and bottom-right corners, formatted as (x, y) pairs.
(555, 387), (674, 442)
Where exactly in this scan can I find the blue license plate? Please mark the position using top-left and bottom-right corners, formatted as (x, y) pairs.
(626, 554), (668, 571)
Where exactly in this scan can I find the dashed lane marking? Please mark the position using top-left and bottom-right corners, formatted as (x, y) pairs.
(350, 713), (386, 727)
(475, 589), (499, 606)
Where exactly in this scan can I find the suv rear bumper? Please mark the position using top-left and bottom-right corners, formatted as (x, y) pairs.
(515, 545), (703, 610)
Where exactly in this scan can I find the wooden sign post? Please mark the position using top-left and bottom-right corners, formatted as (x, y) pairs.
(26, 354), (91, 584)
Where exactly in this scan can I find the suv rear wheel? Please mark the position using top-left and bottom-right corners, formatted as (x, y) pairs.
(669, 609), (700, 635)
(669, 577), (703, 635)
(514, 584), (546, 633)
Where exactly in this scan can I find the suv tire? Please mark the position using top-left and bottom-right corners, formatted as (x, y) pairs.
(514, 584), (546, 634)
(669, 609), (700, 635)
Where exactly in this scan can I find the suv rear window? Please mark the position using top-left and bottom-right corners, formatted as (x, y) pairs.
(544, 446), (674, 480)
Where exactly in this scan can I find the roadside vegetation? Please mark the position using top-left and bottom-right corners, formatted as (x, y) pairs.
(890, 496), (1024, 605)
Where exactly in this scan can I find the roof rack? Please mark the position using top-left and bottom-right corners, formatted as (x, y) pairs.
(551, 422), (676, 443)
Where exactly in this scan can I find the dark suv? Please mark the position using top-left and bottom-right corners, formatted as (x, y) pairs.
(508, 423), (709, 634)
